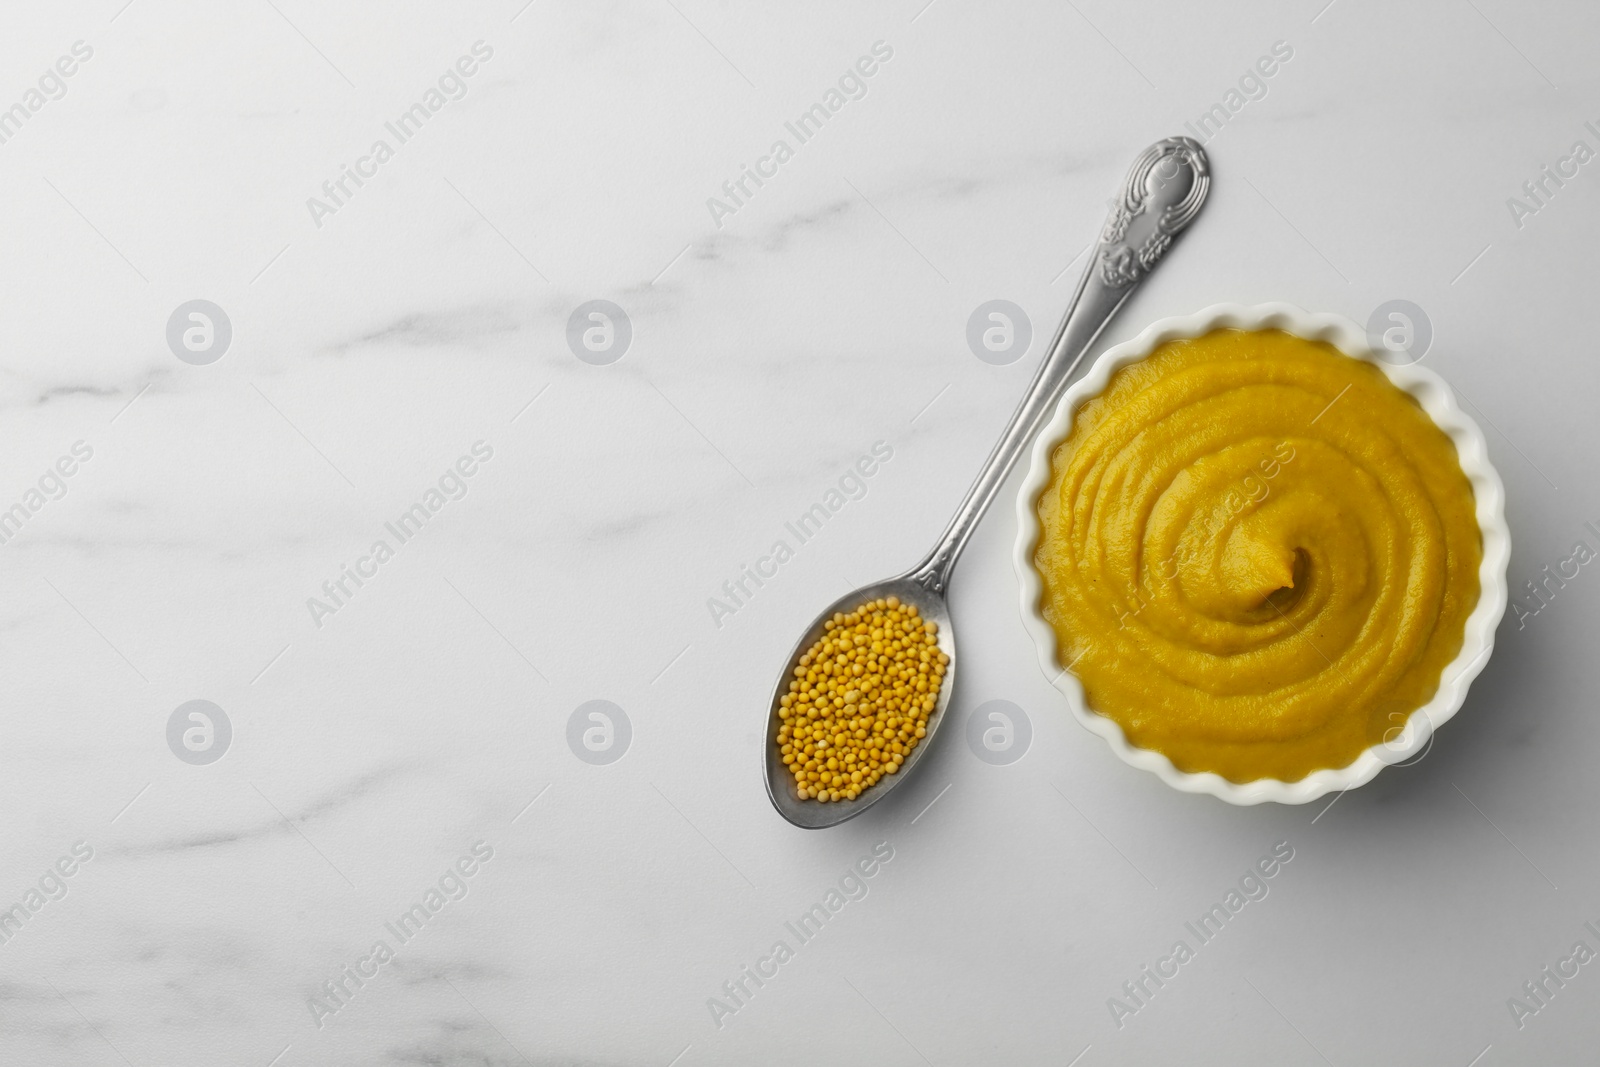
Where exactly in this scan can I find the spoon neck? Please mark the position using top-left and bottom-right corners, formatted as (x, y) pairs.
(913, 261), (1132, 597)
(907, 554), (951, 597)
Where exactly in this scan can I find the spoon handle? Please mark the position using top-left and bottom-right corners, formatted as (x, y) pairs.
(909, 136), (1210, 595)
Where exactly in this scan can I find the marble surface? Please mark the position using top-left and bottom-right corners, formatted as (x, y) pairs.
(2, 1), (1599, 1064)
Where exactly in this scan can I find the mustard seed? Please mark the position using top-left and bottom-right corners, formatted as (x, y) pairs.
(780, 598), (948, 802)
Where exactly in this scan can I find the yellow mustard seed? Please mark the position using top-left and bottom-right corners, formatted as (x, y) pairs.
(779, 597), (947, 803)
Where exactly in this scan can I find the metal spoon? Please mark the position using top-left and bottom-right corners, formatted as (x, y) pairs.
(764, 136), (1211, 829)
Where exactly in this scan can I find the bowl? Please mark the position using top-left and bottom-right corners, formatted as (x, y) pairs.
(1012, 303), (1511, 805)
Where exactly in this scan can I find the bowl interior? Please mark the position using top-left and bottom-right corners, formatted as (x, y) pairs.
(1012, 303), (1510, 805)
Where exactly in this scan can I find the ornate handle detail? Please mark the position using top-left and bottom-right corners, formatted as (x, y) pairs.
(1097, 137), (1210, 287)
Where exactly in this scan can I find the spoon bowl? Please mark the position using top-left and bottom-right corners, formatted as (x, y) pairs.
(762, 572), (956, 829)
(763, 136), (1210, 829)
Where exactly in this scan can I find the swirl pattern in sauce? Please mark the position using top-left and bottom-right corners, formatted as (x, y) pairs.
(1035, 329), (1481, 782)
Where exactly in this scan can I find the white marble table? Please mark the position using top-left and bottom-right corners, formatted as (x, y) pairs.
(1, 1), (1596, 1064)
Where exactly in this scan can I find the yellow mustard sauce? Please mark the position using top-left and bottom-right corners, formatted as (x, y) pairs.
(1035, 329), (1481, 782)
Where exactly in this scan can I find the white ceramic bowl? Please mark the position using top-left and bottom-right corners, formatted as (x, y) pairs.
(1013, 303), (1511, 805)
